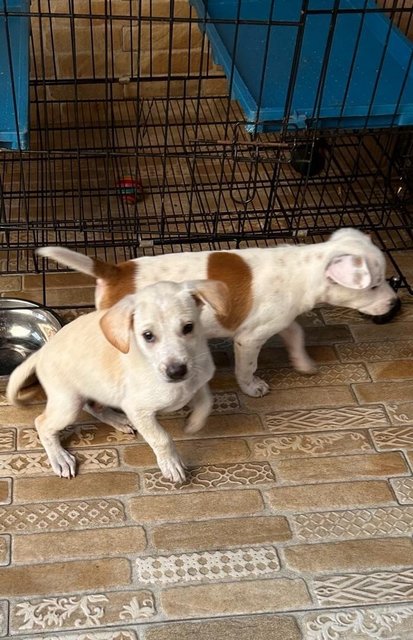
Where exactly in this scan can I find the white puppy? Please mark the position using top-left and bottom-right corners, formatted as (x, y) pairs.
(38, 228), (397, 397)
(7, 280), (228, 482)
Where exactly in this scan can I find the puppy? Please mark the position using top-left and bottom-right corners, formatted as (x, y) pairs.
(38, 228), (397, 397)
(7, 280), (228, 482)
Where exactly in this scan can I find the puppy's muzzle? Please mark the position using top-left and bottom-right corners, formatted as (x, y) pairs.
(165, 362), (188, 382)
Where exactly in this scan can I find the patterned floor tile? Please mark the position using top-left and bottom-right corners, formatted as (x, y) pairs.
(144, 462), (275, 492)
(0, 448), (119, 476)
(264, 405), (389, 434)
(10, 590), (155, 635)
(391, 477), (413, 504)
(371, 426), (413, 450)
(0, 499), (125, 533)
(320, 307), (371, 325)
(136, 546), (280, 584)
(292, 506), (413, 541)
(313, 568), (413, 606)
(252, 431), (371, 459)
(259, 363), (369, 388)
(386, 402), (413, 425)
(337, 340), (413, 362)
(302, 604), (413, 639)
(0, 429), (15, 452)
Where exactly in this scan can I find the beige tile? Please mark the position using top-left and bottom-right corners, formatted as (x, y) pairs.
(144, 614), (302, 640)
(260, 363), (369, 389)
(10, 589), (155, 634)
(257, 345), (338, 368)
(0, 428), (15, 451)
(210, 371), (238, 391)
(23, 272), (94, 289)
(0, 558), (131, 596)
(161, 413), (264, 440)
(270, 325), (353, 345)
(130, 489), (263, 522)
(351, 323), (413, 342)
(0, 535), (10, 566)
(367, 360), (413, 382)
(123, 438), (250, 467)
(0, 480), (10, 504)
(275, 452), (408, 484)
(0, 275), (22, 291)
(14, 471), (140, 502)
(242, 386), (356, 412)
(266, 480), (395, 511)
(160, 578), (311, 617)
(0, 405), (43, 427)
(284, 538), (413, 572)
(3, 287), (96, 306)
(338, 339), (413, 362)
(354, 381), (413, 404)
(252, 431), (372, 460)
(152, 516), (292, 551)
(13, 526), (146, 563)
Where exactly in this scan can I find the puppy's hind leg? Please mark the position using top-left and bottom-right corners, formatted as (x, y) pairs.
(36, 394), (82, 478)
(84, 401), (136, 435)
(279, 321), (317, 374)
(185, 384), (213, 434)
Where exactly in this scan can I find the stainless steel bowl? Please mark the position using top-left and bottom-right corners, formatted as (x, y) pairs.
(0, 298), (62, 384)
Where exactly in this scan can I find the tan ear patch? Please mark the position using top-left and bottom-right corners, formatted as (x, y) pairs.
(94, 260), (138, 310)
(207, 252), (253, 331)
(99, 297), (135, 353)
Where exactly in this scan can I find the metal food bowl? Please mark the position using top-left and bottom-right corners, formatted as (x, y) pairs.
(0, 298), (62, 384)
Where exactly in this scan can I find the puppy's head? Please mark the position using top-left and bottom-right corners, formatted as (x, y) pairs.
(322, 229), (398, 316)
(99, 280), (228, 383)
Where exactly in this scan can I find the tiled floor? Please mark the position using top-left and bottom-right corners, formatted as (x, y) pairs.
(1, 283), (413, 639)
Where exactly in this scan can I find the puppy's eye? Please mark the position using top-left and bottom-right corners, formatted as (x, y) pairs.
(142, 331), (155, 343)
(182, 323), (194, 335)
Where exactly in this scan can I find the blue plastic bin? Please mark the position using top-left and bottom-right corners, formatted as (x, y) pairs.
(0, 0), (30, 150)
(190, 0), (413, 132)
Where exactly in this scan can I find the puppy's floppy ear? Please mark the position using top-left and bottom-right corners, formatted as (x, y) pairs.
(186, 279), (230, 317)
(326, 254), (372, 290)
(99, 294), (135, 353)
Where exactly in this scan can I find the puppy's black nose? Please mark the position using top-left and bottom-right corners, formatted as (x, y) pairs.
(166, 362), (188, 381)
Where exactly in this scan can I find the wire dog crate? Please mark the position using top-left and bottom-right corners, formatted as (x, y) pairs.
(0, 0), (412, 301)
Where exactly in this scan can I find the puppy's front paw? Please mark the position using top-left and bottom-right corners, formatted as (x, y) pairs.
(158, 453), (187, 484)
(48, 448), (77, 479)
(292, 356), (318, 375)
(239, 376), (270, 397)
(184, 416), (206, 434)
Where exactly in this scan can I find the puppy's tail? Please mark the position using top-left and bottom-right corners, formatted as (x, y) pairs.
(6, 351), (39, 407)
(36, 246), (118, 281)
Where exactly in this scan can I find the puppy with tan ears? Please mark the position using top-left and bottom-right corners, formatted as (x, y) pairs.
(7, 280), (228, 482)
